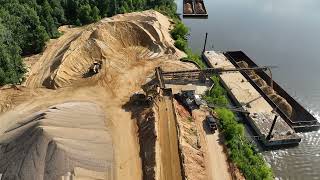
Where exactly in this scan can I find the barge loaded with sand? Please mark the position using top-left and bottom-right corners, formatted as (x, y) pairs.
(183, 0), (208, 18)
(203, 50), (320, 147)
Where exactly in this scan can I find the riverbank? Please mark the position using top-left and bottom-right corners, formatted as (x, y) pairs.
(170, 17), (274, 179)
(204, 75), (274, 179)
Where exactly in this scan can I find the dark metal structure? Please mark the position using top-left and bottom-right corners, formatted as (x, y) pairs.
(266, 115), (279, 140)
(161, 66), (276, 80)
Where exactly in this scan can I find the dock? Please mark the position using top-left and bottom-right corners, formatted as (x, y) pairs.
(203, 51), (302, 147)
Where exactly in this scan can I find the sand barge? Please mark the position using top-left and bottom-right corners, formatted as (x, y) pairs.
(25, 10), (183, 89)
(0, 102), (113, 180)
(237, 61), (293, 117)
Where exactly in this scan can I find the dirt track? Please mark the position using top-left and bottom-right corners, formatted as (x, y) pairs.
(156, 95), (182, 180)
(193, 109), (232, 180)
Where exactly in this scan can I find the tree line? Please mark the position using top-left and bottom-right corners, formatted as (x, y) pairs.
(0, 0), (176, 86)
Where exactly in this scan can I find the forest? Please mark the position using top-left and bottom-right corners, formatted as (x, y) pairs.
(0, 0), (176, 85)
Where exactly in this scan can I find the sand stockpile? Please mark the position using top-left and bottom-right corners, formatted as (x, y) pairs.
(254, 78), (267, 87)
(0, 102), (113, 180)
(0, 10), (192, 180)
(25, 10), (184, 89)
(237, 61), (293, 117)
(195, 2), (206, 14)
(184, 3), (193, 14)
(174, 101), (206, 180)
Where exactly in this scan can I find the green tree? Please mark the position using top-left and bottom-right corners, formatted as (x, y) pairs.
(170, 22), (188, 40)
(79, 4), (93, 24)
(91, 6), (101, 22)
(40, 0), (59, 38)
(0, 22), (25, 85)
(0, 2), (49, 54)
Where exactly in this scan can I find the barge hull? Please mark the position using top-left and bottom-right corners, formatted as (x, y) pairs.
(224, 51), (320, 132)
(203, 51), (301, 147)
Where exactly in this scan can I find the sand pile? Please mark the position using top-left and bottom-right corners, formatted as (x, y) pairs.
(0, 10), (190, 180)
(195, 2), (206, 14)
(184, 2), (193, 14)
(0, 102), (113, 180)
(25, 10), (184, 89)
(237, 61), (293, 117)
(174, 101), (206, 180)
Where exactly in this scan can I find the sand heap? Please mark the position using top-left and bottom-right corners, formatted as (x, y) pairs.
(237, 61), (293, 117)
(0, 10), (188, 180)
(184, 1), (193, 14)
(195, 0), (206, 14)
(0, 102), (113, 180)
(25, 10), (184, 89)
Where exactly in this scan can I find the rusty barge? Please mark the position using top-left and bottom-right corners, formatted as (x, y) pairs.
(183, 0), (208, 18)
(224, 51), (320, 132)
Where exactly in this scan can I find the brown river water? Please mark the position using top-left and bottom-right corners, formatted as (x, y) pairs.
(177, 0), (320, 179)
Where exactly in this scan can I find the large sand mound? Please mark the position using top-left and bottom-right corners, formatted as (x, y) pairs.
(25, 10), (183, 89)
(0, 10), (190, 180)
(0, 102), (113, 180)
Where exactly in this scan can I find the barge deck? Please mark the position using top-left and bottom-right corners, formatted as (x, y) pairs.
(203, 51), (302, 147)
(224, 51), (320, 132)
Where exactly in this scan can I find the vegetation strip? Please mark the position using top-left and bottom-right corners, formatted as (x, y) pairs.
(204, 76), (274, 180)
(170, 21), (206, 69)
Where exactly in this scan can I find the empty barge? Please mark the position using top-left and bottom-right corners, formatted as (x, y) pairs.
(183, 0), (208, 18)
(203, 50), (319, 147)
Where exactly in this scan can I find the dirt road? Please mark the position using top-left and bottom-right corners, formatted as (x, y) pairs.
(156, 95), (182, 180)
(193, 109), (232, 180)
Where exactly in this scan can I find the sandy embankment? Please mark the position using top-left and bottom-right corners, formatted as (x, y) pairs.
(0, 10), (186, 180)
(174, 101), (207, 180)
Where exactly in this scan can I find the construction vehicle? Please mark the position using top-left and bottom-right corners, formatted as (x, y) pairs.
(90, 61), (102, 74)
(206, 115), (217, 133)
(130, 92), (153, 106)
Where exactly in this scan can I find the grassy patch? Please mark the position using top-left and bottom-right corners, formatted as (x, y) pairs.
(170, 21), (206, 69)
(203, 76), (229, 106)
(181, 49), (206, 69)
(206, 76), (274, 180)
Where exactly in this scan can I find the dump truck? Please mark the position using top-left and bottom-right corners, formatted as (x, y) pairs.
(206, 115), (217, 133)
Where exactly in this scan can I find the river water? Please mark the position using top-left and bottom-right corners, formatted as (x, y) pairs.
(177, 0), (320, 179)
